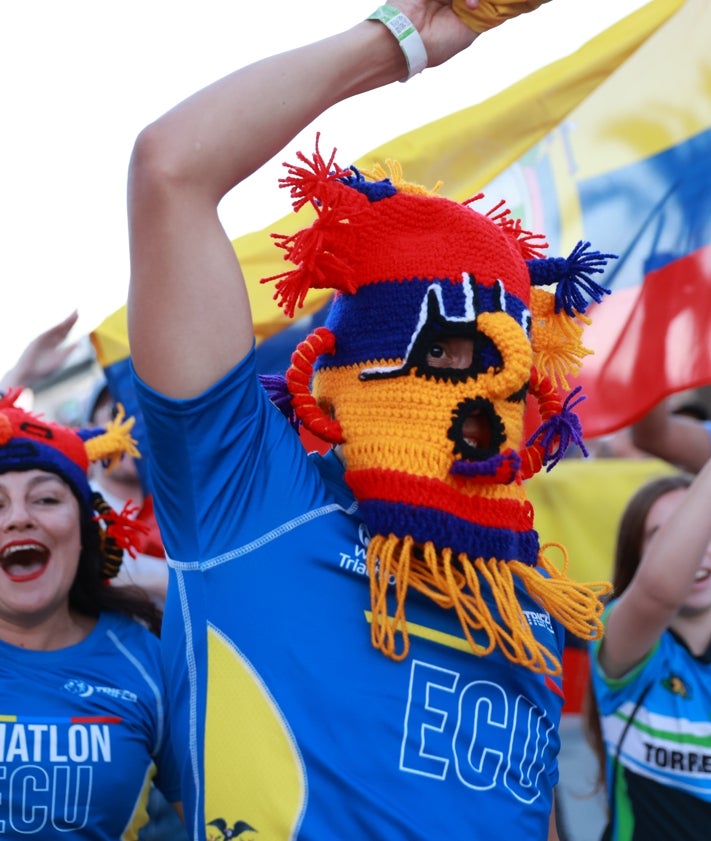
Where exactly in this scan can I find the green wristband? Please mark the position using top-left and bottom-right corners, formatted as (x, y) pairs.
(367, 4), (428, 81)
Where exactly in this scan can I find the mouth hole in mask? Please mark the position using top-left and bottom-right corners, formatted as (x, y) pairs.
(448, 397), (504, 461)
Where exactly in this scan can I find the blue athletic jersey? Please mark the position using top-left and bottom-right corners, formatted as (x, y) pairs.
(134, 347), (565, 841)
(591, 605), (711, 841)
(0, 612), (180, 840)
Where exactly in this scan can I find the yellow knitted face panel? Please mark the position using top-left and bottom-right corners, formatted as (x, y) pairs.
(313, 309), (533, 497)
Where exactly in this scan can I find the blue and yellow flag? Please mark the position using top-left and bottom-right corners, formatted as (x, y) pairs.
(472, 0), (711, 438)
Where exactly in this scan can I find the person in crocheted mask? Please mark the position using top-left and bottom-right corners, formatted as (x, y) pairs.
(127, 4), (616, 837)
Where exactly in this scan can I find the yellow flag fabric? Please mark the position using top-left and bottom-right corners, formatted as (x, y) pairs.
(452, 0), (553, 34)
(526, 457), (675, 583)
(90, 306), (130, 369)
(92, 0), (679, 366)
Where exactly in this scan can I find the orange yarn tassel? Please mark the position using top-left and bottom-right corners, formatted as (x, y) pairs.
(366, 534), (610, 675)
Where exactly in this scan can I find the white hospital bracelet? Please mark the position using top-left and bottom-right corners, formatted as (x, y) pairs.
(367, 4), (428, 82)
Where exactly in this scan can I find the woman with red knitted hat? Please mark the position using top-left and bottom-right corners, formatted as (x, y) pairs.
(127, 2), (614, 840)
(0, 390), (183, 838)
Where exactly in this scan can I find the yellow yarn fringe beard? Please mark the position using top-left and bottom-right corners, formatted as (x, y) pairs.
(367, 535), (611, 676)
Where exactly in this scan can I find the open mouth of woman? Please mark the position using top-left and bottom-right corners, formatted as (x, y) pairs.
(1, 543), (50, 582)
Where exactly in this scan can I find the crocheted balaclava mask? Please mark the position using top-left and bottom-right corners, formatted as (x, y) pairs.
(0, 389), (147, 579)
(264, 144), (614, 675)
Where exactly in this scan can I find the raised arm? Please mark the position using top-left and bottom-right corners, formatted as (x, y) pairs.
(599, 457), (711, 678)
(0, 310), (79, 391)
(631, 398), (711, 473)
(127, 2), (480, 400)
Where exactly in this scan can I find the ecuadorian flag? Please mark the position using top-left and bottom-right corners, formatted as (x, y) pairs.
(350, 0), (709, 438)
(470, 0), (711, 437)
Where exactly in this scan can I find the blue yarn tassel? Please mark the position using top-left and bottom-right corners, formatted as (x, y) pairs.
(340, 166), (397, 202)
(528, 241), (616, 317)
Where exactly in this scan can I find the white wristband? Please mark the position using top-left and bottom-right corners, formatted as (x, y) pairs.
(367, 5), (428, 82)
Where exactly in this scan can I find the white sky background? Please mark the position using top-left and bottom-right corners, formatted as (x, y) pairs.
(1, 0), (647, 375)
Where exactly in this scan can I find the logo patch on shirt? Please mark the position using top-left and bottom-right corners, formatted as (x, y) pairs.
(64, 679), (138, 703)
(206, 818), (257, 840)
(661, 674), (691, 699)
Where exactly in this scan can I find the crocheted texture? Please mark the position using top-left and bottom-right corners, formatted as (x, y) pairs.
(367, 535), (609, 674)
(0, 389), (146, 576)
(264, 143), (535, 318)
(528, 240), (615, 316)
(271, 143), (615, 669)
(93, 495), (149, 577)
(452, 0), (552, 33)
(259, 373), (300, 431)
(530, 287), (593, 390)
(518, 368), (588, 478)
(84, 404), (140, 474)
(286, 327), (344, 444)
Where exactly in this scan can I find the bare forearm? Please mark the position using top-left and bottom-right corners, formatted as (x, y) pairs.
(128, 22), (412, 396)
(127, 4), (477, 398)
(131, 23), (406, 206)
(602, 457), (711, 677)
(632, 400), (711, 472)
(640, 457), (711, 601)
